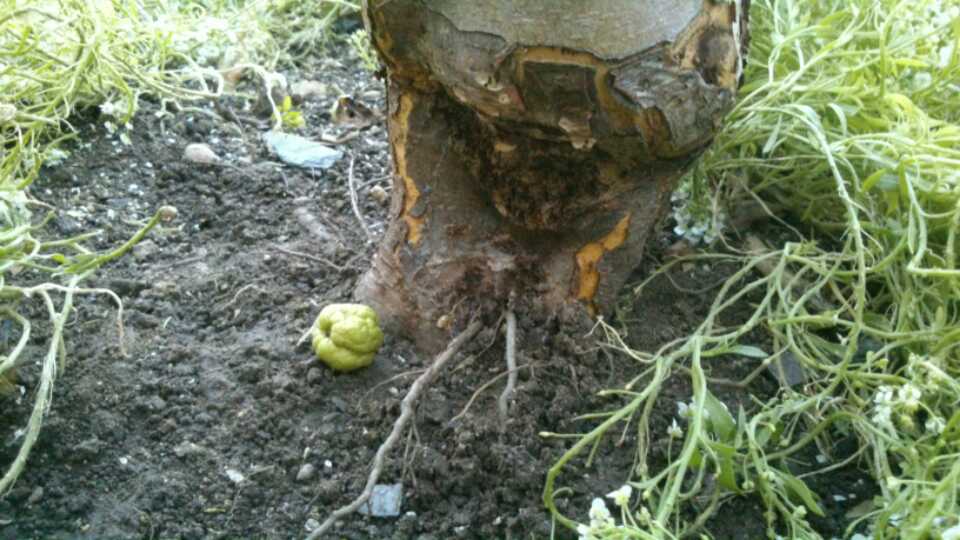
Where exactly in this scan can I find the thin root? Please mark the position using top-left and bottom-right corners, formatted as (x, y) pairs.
(449, 362), (529, 426)
(306, 320), (482, 539)
(347, 155), (373, 244)
(497, 310), (518, 423)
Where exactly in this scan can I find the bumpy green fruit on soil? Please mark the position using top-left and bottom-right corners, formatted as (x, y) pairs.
(311, 303), (384, 371)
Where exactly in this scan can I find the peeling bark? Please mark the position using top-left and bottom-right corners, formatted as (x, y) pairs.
(356, 0), (750, 350)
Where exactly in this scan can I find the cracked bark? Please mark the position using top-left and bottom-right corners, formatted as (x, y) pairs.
(356, 0), (750, 351)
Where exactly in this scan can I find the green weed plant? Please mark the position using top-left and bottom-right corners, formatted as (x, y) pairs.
(548, 1), (960, 538)
(0, 0), (354, 494)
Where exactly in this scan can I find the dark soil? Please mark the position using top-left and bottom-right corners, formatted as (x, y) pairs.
(0, 44), (874, 539)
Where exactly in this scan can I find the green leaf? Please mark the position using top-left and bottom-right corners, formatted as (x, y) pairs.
(730, 345), (769, 359)
(756, 425), (774, 447)
(780, 471), (825, 517)
(690, 446), (703, 469)
(704, 391), (737, 444)
(707, 440), (740, 492)
(942, 409), (960, 444)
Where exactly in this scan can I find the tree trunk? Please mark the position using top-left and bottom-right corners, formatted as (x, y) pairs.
(357, 0), (750, 351)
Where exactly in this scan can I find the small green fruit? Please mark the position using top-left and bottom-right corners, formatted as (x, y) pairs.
(311, 303), (384, 372)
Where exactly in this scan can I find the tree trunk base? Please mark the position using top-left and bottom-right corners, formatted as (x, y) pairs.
(357, 0), (749, 351)
(356, 85), (691, 351)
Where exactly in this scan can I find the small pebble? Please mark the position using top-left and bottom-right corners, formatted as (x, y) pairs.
(304, 518), (320, 532)
(225, 468), (245, 484)
(296, 463), (316, 482)
(290, 80), (328, 102)
(183, 143), (221, 164)
(26, 487), (43, 505)
(370, 185), (389, 205)
(173, 441), (205, 458)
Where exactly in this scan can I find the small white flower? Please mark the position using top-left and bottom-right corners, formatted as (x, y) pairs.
(606, 485), (632, 508)
(668, 418), (684, 439)
(874, 386), (895, 405)
(577, 523), (595, 540)
(872, 405), (893, 430)
(898, 384), (922, 412)
(927, 416), (947, 435)
(943, 524), (960, 540)
(636, 505), (651, 525)
(588, 498), (613, 527)
(939, 42), (956, 69)
(677, 401), (692, 419)
(100, 100), (119, 117)
(44, 149), (69, 167)
(0, 103), (16, 123)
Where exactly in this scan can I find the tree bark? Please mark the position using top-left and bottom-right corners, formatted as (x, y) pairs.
(357, 0), (750, 351)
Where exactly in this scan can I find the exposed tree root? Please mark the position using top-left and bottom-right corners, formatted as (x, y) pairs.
(346, 154), (373, 244)
(497, 310), (518, 423)
(449, 363), (531, 426)
(306, 320), (483, 539)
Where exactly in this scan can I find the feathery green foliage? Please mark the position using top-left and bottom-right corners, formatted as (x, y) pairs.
(553, 1), (960, 538)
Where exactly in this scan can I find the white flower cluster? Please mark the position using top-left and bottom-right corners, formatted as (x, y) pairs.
(145, 9), (276, 70)
(845, 517), (960, 540)
(943, 523), (960, 540)
(0, 103), (16, 124)
(670, 185), (726, 246)
(889, 0), (959, 92)
(576, 485), (639, 540)
(670, 399), (719, 438)
(871, 382), (944, 435)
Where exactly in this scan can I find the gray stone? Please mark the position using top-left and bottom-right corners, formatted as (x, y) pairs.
(173, 441), (206, 458)
(296, 463), (316, 482)
(290, 80), (328, 102)
(183, 143), (220, 164)
(263, 132), (342, 170)
(358, 483), (403, 518)
(767, 351), (806, 387)
(26, 487), (42, 505)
